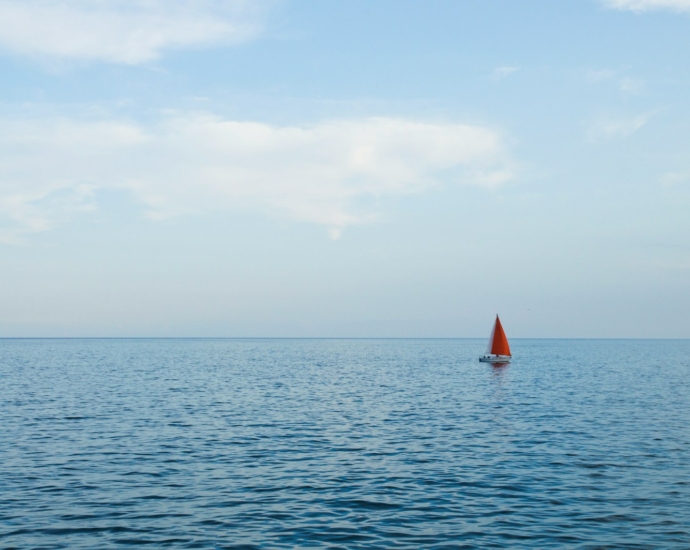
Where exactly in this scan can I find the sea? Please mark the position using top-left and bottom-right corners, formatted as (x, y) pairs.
(1, 338), (689, 549)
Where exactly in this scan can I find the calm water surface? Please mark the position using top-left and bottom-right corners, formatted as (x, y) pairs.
(1, 339), (689, 549)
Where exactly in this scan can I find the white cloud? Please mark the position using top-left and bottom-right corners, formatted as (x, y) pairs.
(0, 114), (512, 242)
(587, 112), (654, 142)
(602, 0), (690, 12)
(0, 0), (263, 64)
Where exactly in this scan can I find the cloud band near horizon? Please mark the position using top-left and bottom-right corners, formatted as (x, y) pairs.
(0, 114), (512, 243)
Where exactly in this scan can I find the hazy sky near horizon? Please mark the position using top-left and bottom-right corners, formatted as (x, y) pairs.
(1, 0), (689, 338)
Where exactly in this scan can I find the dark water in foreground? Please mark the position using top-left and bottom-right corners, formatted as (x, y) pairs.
(1, 339), (689, 549)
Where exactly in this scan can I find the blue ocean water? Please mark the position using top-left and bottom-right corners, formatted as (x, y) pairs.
(1, 338), (689, 549)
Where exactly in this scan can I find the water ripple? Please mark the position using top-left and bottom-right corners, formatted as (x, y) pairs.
(1, 338), (689, 548)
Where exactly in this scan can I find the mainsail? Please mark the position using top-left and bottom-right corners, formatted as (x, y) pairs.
(487, 315), (511, 356)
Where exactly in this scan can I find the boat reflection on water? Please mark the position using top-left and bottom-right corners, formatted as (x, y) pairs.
(489, 360), (510, 380)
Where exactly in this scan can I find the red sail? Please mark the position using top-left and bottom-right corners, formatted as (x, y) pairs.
(490, 316), (511, 356)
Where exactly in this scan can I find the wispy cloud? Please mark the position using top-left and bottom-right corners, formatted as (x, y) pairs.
(0, 114), (513, 242)
(618, 77), (645, 94)
(586, 69), (645, 94)
(493, 66), (519, 80)
(601, 0), (690, 13)
(0, 0), (264, 64)
(661, 171), (690, 186)
(587, 69), (616, 83)
(587, 111), (655, 142)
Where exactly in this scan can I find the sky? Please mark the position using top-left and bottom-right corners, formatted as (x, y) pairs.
(0, 0), (689, 338)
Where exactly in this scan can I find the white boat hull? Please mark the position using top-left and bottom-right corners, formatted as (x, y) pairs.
(479, 355), (511, 363)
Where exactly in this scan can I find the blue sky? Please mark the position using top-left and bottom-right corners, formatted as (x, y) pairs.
(0, 0), (689, 337)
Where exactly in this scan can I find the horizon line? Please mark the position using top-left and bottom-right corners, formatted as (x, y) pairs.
(1, 336), (689, 341)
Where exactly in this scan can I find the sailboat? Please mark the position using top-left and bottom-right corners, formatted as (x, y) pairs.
(479, 315), (512, 363)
